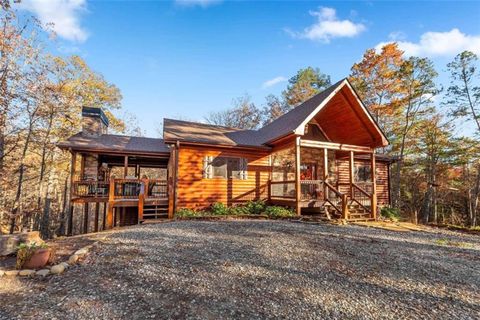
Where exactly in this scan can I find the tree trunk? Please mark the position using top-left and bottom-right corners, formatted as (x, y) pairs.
(37, 110), (54, 208)
(58, 176), (68, 236)
(9, 114), (35, 234)
(40, 198), (51, 239)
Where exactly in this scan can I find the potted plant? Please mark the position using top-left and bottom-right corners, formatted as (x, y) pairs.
(16, 242), (51, 270)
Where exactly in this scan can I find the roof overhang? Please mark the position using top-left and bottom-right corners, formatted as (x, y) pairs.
(293, 79), (389, 148)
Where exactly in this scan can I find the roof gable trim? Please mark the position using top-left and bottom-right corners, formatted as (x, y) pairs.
(293, 79), (388, 147)
(294, 79), (348, 136)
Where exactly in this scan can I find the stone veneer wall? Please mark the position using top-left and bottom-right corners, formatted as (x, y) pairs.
(82, 116), (107, 137)
(83, 154), (99, 179)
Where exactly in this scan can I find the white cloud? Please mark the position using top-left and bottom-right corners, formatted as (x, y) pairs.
(262, 76), (287, 89)
(388, 31), (407, 41)
(175, 0), (222, 7)
(287, 7), (366, 43)
(376, 29), (480, 57)
(18, 0), (88, 42)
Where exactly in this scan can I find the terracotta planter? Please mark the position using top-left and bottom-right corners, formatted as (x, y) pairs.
(22, 248), (51, 269)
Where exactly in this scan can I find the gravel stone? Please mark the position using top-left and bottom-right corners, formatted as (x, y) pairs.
(1, 220), (479, 319)
(18, 269), (35, 277)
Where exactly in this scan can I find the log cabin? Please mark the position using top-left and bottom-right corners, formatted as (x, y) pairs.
(58, 78), (392, 234)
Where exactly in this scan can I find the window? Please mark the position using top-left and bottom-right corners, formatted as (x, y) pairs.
(355, 164), (371, 182)
(204, 156), (247, 179)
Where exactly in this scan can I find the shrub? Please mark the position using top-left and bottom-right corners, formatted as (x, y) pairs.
(175, 208), (198, 218)
(264, 206), (295, 218)
(380, 207), (400, 221)
(210, 202), (229, 215)
(244, 200), (267, 215)
(228, 205), (249, 215)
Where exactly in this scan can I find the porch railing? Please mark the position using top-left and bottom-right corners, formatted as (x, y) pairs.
(72, 178), (168, 200)
(300, 180), (323, 201)
(145, 179), (168, 199)
(72, 180), (110, 198)
(351, 183), (372, 212)
(113, 179), (142, 199)
(269, 180), (296, 199)
(324, 182), (347, 216)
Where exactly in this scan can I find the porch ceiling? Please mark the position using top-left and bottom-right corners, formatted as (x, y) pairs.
(314, 86), (388, 148)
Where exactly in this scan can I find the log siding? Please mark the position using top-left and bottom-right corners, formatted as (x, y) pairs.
(176, 145), (271, 209)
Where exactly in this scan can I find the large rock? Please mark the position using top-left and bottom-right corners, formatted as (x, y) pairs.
(4, 270), (19, 276)
(19, 269), (36, 277)
(50, 264), (65, 275)
(68, 254), (79, 265)
(36, 269), (50, 277)
(0, 232), (44, 256)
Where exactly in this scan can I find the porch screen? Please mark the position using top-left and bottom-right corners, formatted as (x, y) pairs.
(203, 156), (248, 179)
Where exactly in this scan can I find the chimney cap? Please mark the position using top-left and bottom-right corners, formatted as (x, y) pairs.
(82, 107), (109, 127)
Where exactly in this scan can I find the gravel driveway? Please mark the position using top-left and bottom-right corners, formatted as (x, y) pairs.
(1, 220), (479, 319)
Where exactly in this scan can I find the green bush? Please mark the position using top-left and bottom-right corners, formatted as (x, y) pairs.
(380, 207), (400, 221)
(228, 205), (250, 215)
(175, 208), (198, 218)
(264, 206), (295, 218)
(244, 200), (267, 215)
(210, 202), (229, 215)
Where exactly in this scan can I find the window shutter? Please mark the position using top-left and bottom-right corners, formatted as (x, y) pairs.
(203, 156), (213, 179)
(241, 158), (248, 180)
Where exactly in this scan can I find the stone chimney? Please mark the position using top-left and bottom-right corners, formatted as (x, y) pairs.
(81, 107), (109, 137)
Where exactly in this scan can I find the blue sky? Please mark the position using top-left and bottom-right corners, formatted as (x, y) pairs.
(17, 0), (480, 137)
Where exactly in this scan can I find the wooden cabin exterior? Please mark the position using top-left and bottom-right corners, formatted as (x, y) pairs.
(58, 79), (392, 234)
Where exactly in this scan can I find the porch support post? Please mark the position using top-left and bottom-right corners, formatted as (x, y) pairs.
(371, 152), (377, 220)
(138, 178), (145, 222)
(102, 202), (106, 230)
(67, 151), (77, 236)
(106, 179), (115, 229)
(123, 156), (128, 178)
(94, 202), (99, 232)
(294, 136), (301, 216)
(83, 202), (89, 234)
(323, 148), (328, 202)
(348, 151), (355, 220)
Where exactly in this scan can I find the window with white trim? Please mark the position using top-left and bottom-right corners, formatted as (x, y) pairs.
(203, 156), (248, 179)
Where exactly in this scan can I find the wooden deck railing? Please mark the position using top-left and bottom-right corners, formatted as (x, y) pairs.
(300, 180), (323, 201)
(351, 183), (372, 213)
(72, 178), (168, 200)
(72, 180), (110, 198)
(269, 180), (296, 199)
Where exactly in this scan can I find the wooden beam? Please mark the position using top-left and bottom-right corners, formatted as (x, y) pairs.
(80, 153), (85, 179)
(348, 151), (355, 221)
(106, 179), (115, 229)
(323, 148), (328, 202)
(300, 139), (373, 153)
(167, 145), (175, 218)
(172, 141), (180, 217)
(83, 202), (89, 234)
(123, 156), (128, 178)
(294, 136), (301, 216)
(67, 152), (77, 236)
(138, 179), (145, 222)
(349, 151), (354, 197)
(371, 152), (377, 220)
(102, 202), (106, 230)
(94, 202), (99, 232)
